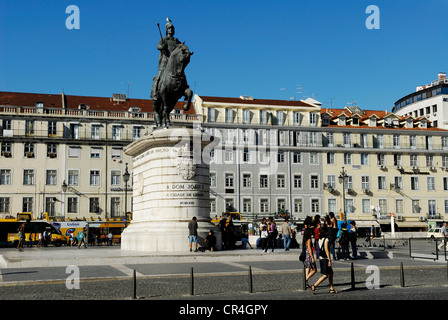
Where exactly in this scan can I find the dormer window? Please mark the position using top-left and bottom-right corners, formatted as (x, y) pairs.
(369, 117), (377, 127)
(420, 119), (427, 128)
(352, 117), (359, 126)
(338, 116), (346, 126)
(78, 104), (89, 110)
(35, 102), (44, 108)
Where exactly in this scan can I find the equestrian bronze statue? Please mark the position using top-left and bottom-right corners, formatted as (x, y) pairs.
(151, 20), (194, 128)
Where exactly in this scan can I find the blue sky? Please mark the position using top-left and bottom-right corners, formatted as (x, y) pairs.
(1, 0), (447, 110)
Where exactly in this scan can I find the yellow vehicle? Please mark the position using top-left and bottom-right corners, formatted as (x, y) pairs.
(0, 213), (67, 247)
(211, 212), (242, 226)
(52, 219), (129, 245)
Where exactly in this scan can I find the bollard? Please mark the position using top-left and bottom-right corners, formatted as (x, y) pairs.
(400, 262), (405, 287)
(248, 266), (253, 293)
(132, 269), (137, 299)
(190, 267), (194, 296)
(302, 264), (306, 291)
(350, 262), (355, 290)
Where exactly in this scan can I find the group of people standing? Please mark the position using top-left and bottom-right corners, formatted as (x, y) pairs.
(301, 213), (358, 294)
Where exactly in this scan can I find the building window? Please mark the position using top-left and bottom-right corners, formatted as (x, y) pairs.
(293, 151), (302, 163)
(277, 198), (286, 212)
(293, 175), (302, 189)
(242, 174), (251, 188)
(68, 146), (80, 158)
(91, 125), (101, 140)
(90, 147), (101, 158)
(22, 197), (33, 213)
(89, 197), (100, 214)
(277, 174), (285, 188)
(260, 175), (268, 188)
(362, 199), (371, 214)
(0, 169), (11, 185)
(294, 198), (303, 214)
(395, 199), (404, 214)
(47, 143), (58, 158)
(132, 126), (143, 141)
(1, 142), (12, 157)
(310, 152), (318, 164)
(110, 197), (120, 217)
(90, 170), (100, 186)
(411, 177), (419, 190)
(25, 120), (35, 137)
(111, 147), (121, 159)
(377, 176), (386, 190)
(326, 152), (335, 165)
(412, 200), (421, 214)
(277, 151), (285, 163)
(112, 125), (121, 140)
(343, 153), (352, 165)
(68, 170), (79, 186)
(0, 197), (10, 213)
(242, 198), (252, 213)
(48, 121), (57, 137)
(361, 176), (370, 190)
(111, 170), (121, 186)
(45, 197), (56, 217)
(210, 172), (216, 188)
(24, 142), (35, 158)
(46, 170), (57, 185)
(23, 169), (35, 185)
(210, 199), (216, 214)
(260, 199), (269, 213)
(328, 199), (336, 214)
(311, 199), (320, 213)
(310, 175), (319, 189)
(427, 176), (435, 191)
(67, 197), (78, 213)
(428, 200), (437, 216)
(225, 173), (234, 188)
(360, 153), (369, 165)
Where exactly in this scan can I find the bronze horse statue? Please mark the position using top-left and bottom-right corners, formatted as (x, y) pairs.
(151, 43), (194, 128)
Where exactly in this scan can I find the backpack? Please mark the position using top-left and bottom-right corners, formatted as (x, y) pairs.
(319, 238), (328, 258)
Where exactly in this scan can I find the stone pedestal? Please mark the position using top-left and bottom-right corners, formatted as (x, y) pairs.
(121, 127), (221, 252)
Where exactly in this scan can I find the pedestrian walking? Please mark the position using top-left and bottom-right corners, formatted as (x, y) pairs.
(338, 223), (350, 260)
(311, 225), (338, 294)
(302, 216), (316, 288)
(266, 217), (277, 253)
(438, 221), (447, 252)
(350, 221), (358, 259)
(16, 219), (29, 252)
(78, 227), (87, 249)
(260, 218), (268, 253)
(188, 216), (198, 252)
(282, 218), (292, 251)
(37, 231), (43, 248)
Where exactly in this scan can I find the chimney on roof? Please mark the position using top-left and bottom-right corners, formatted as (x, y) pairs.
(61, 92), (67, 109)
(439, 72), (446, 82)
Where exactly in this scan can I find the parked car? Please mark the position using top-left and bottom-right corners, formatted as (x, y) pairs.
(427, 228), (443, 239)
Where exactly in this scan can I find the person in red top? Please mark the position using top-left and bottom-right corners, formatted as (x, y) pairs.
(313, 215), (321, 258)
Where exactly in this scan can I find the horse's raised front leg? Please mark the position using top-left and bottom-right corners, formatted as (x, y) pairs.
(183, 88), (193, 111)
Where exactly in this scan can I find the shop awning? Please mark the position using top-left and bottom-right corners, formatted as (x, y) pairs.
(353, 220), (380, 228)
(396, 221), (428, 228)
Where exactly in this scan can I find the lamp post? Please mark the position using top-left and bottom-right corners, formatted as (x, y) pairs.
(338, 167), (348, 224)
(123, 163), (130, 218)
(61, 180), (68, 218)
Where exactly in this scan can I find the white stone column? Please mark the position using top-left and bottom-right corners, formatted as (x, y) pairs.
(120, 127), (221, 252)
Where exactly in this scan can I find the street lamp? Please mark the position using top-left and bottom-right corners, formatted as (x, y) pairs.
(123, 163), (130, 218)
(61, 180), (68, 218)
(338, 167), (348, 224)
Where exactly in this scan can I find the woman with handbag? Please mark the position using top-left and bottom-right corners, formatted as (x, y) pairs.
(302, 216), (316, 289)
(310, 225), (338, 294)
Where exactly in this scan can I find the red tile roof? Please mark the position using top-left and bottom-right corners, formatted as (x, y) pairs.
(198, 95), (318, 108)
(0, 91), (195, 114)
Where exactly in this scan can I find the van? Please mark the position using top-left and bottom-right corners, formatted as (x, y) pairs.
(426, 228), (443, 239)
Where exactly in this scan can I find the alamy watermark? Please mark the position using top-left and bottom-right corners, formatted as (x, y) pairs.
(66, 5), (80, 30)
